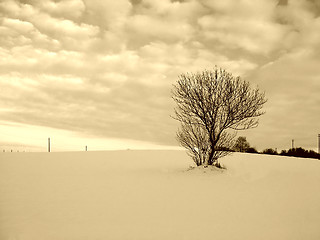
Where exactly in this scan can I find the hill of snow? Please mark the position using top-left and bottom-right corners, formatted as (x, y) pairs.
(0, 150), (319, 240)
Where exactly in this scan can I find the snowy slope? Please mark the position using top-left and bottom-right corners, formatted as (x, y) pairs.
(0, 150), (319, 240)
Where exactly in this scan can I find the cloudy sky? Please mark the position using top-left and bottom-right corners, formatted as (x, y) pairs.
(0, 0), (319, 152)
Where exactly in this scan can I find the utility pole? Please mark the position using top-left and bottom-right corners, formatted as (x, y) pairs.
(318, 134), (320, 154)
(292, 139), (294, 149)
(48, 138), (51, 152)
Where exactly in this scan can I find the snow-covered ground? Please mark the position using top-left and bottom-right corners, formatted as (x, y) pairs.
(0, 150), (319, 240)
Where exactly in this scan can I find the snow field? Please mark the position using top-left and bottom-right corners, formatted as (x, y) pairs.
(0, 150), (319, 240)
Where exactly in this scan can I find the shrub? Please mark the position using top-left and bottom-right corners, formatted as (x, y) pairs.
(262, 148), (278, 155)
(246, 147), (259, 153)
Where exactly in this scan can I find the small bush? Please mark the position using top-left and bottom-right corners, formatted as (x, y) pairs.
(262, 148), (278, 155)
(246, 147), (258, 153)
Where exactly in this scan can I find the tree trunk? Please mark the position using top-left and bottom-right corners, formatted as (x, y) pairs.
(208, 147), (215, 165)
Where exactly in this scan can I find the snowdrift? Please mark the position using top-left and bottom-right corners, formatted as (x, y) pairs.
(0, 150), (319, 240)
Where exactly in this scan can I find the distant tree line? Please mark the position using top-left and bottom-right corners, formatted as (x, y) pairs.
(279, 148), (319, 159)
(233, 136), (320, 160)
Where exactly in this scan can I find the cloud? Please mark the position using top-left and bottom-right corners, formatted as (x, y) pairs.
(0, 18), (60, 51)
(0, 0), (36, 19)
(198, 15), (287, 55)
(126, 14), (194, 45)
(0, 0), (319, 150)
(0, 0), (99, 51)
(82, 0), (132, 30)
(2, 17), (34, 34)
(246, 49), (320, 150)
(36, 0), (86, 20)
(239, 0), (320, 150)
(29, 14), (99, 51)
(0, 73), (177, 145)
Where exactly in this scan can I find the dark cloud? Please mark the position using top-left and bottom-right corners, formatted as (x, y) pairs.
(278, 0), (288, 6)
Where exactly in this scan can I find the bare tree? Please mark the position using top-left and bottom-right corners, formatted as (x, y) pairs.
(172, 68), (267, 167)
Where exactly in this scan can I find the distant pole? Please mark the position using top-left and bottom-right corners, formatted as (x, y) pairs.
(318, 134), (320, 154)
(85, 145), (88, 151)
(48, 138), (51, 152)
(292, 139), (294, 149)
